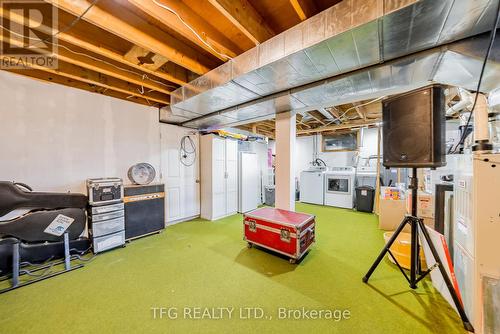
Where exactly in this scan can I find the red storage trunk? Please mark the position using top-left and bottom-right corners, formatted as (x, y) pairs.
(243, 207), (315, 263)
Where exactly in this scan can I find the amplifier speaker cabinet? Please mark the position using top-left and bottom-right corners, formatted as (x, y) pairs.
(124, 184), (165, 241)
(382, 85), (446, 168)
(86, 178), (124, 205)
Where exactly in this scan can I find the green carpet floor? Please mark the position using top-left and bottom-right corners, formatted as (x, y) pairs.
(0, 203), (465, 334)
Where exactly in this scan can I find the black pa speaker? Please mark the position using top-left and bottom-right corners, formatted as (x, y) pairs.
(382, 85), (446, 168)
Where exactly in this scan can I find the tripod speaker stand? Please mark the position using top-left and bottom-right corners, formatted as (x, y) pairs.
(362, 168), (474, 332)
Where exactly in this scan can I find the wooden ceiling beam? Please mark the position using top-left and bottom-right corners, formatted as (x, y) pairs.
(307, 111), (326, 125)
(1, 32), (173, 95)
(207, 0), (275, 44)
(46, 0), (217, 75)
(0, 6), (186, 85)
(4, 69), (156, 107)
(1, 56), (170, 105)
(297, 119), (380, 135)
(326, 106), (341, 119)
(296, 114), (312, 129)
(127, 0), (241, 61)
(289, 0), (317, 21)
(352, 102), (365, 120)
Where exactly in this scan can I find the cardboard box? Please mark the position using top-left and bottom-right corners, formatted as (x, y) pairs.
(407, 191), (435, 219)
(378, 198), (407, 231)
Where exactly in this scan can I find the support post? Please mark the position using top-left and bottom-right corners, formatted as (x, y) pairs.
(275, 111), (296, 211)
(374, 125), (381, 214)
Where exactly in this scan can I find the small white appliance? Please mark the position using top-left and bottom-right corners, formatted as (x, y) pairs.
(324, 167), (356, 209)
(299, 167), (326, 205)
(356, 166), (377, 188)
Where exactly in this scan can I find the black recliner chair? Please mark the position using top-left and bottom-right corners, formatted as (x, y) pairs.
(0, 181), (90, 275)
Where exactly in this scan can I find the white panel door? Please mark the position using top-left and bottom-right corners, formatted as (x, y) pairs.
(212, 137), (226, 219)
(160, 124), (200, 224)
(166, 148), (181, 221)
(225, 139), (239, 215)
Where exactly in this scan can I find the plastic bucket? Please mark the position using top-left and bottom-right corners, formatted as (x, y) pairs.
(383, 231), (426, 270)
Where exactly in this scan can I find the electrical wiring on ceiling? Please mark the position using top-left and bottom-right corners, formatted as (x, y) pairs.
(52, 0), (100, 39)
(322, 95), (387, 127)
(0, 25), (177, 91)
(151, 0), (233, 61)
(0, 26), (177, 92)
(0, 0), (178, 102)
(450, 0), (500, 154)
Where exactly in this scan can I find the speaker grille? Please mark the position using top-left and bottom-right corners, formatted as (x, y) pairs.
(383, 86), (446, 168)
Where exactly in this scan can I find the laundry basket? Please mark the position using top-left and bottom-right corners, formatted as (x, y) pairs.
(383, 231), (426, 270)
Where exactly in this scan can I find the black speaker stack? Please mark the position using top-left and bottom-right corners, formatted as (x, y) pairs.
(364, 85), (473, 331)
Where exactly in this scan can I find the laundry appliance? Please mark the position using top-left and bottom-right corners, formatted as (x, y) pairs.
(324, 167), (356, 209)
(356, 166), (377, 188)
(299, 167), (327, 205)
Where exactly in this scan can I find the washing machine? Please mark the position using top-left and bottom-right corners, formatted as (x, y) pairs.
(300, 167), (326, 205)
(324, 167), (356, 209)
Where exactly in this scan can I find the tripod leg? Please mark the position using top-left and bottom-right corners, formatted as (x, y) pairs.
(410, 217), (419, 289)
(417, 219), (474, 332)
(363, 216), (409, 283)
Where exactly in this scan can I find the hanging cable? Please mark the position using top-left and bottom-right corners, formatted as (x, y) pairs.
(450, 1), (500, 154)
(180, 135), (197, 167)
(53, 0), (100, 39)
(323, 96), (387, 126)
(151, 0), (233, 61)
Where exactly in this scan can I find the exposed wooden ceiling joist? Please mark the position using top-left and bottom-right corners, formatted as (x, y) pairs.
(127, 0), (241, 60)
(46, 0), (217, 75)
(1, 56), (169, 105)
(327, 106), (341, 119)
(289, 0), (317, 21)
(1, 33), (173, 96)
(297, 119), (380, 135)
(6, 69), (156, 107)
(0, 6), (187, 85)
(208, 0), (275, 45)
(307, 111), (327, 125)
(351, 102), (365, 120)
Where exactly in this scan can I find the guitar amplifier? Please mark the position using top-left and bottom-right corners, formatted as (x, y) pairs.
(86, 178), (123, 206)
(124, 184), (165, 240)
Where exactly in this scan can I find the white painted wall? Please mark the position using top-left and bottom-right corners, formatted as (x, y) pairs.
(270, 127), (381, 181)
(0, 71), (198, 224)
(0, 71), (160, 194)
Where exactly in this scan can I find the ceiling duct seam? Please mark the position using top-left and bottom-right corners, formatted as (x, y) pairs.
(166, 0), (497, 128)
(177, 32), (500, 129)
(180, 44), (450, 126)
(433, 0), (457, 47)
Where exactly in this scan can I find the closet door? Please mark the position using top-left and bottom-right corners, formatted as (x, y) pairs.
(225, 139), (238, 215)
(160, 124), (200, 224)
(212, 137), (227, 219)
